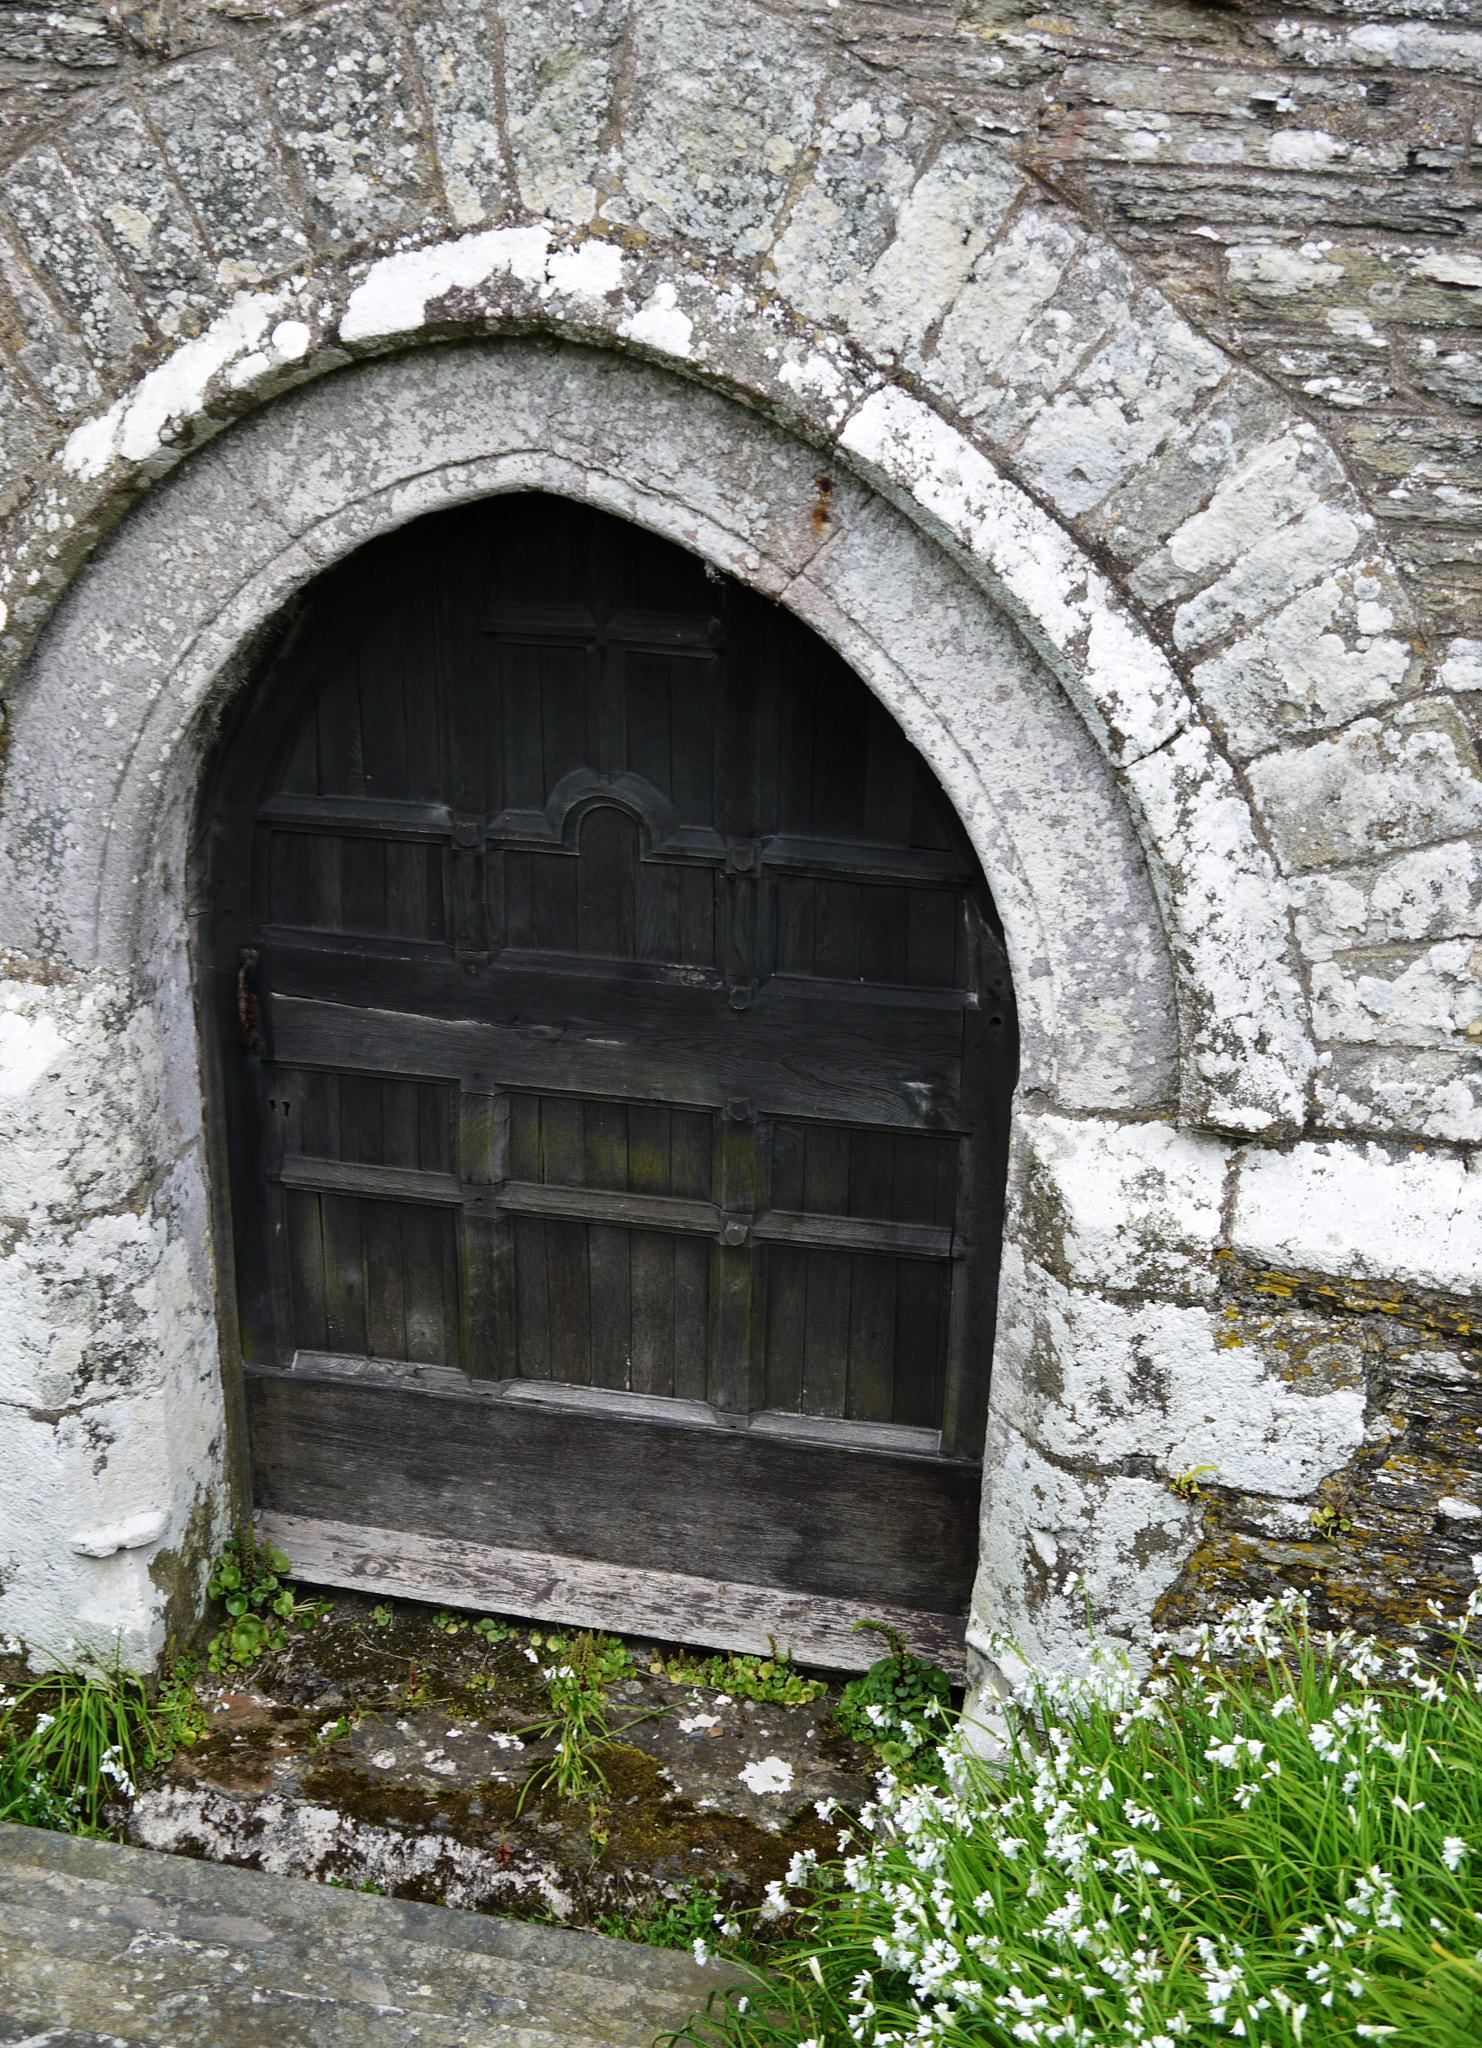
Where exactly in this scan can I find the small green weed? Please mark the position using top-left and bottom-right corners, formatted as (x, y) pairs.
(370, 1603), (393, 1627)
(598, 1879), (760, 1963)
(432, 1610), (464, 1635)
(205, 1526), (325, 1670)
(473, 1616), (509, 1643)
(832, 1619), (952, 1775)
(656, 1643), (826, 1706)
(517, 1631), (659, 1820)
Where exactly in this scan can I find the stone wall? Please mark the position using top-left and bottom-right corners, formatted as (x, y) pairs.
(0, 0), (1478, 1680)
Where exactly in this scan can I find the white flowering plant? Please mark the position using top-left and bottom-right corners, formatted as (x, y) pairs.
(673, 1591), (1482, 2048)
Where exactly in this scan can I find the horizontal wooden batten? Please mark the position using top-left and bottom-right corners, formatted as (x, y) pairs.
(496, 1180), (718, 1236)
(273, 1160), (955, 1259)
(754, 1211), (953, 1259)
(270, 989), (965, 1132)
(245, 1361), (981, 1614)
(278, 1155), (464, 1205)
(256, 1511), (968, 1678)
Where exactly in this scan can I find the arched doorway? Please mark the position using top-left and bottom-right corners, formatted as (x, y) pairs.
(201, 492), (1017, 1661)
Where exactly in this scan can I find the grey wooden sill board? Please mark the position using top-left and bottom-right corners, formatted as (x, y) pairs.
(0, 1821), (744, 2048)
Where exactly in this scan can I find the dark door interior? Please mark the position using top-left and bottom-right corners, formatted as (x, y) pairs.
(202, 493), (1017, 1634)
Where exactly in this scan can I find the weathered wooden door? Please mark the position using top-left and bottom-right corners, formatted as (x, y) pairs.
(203, 494), (1016, 1662)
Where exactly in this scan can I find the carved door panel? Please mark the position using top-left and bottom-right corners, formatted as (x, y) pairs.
(204, 494), (1016, 1645)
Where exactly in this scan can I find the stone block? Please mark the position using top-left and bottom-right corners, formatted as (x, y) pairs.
(1172, 498), (1366, 654)
(0, 4), (122, 68)
(1248, 699), (1482, 872)
(1311, 938), (1482, 1049)
(503, 0), (629, 225)
(143, 58), (310, 287)
(992, 1254), (1368, 1498)
(1226, 239), (1482, 333)
(1012, 292), (1225, 518)
(0, 148), (148, 370)
(1086, 378), (1293, 569)
(265, 4), (441, 248)
(973, 1404), (1201, 1671)
(772, 120), (1017, 360)
(1291, 838), (1482, 961)
(1316, 1043), (1482, 1145)
(406, 0), (508, 228)
(60, 97), (217, 338)
(927, 204), (1086, 418)
(0, 361), (51, 507)
(1191, 562), (1416, 759)
(965, 240), (1143, 451)
(1124, 722), (1314, 1133)
(1009, 1111), (1230, 1300)
(1232, 1136), (1482, 1299)
(606, 0), (829, 259)
(1129, 424), (1349, 612)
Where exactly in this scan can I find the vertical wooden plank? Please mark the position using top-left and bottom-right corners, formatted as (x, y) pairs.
(844, 1124), (898, 1421)
(671, 1237), (711, 1403)
(338, 1071), (381, 1166)
(512, 1214), (552, 1380)
(362, 1200), (408, 1361)
(531, 850), (577, 954)
(587, 1225), (632, 1390)
(539, 1097), (591, 1384)
(859, 883), (910, 988)
(710, 1108), (764, 1417)
(846, 1254), (896, 1424)
(762, 1242), (806, 1414)
(284, 1187), (329, 1355)
(401, 1203), (455, 1366)
(893, 1256), (948, 1429)
(669, 653), (716, 829)
(503, 851), (534, 950)
(583, 1098), (629, 1191)
(801, 1247), (851, 1419)
(907, 887), (961, 989)
(800, 1124), (851, 1417)
(629, 1230), (674, 1397)
(814, 879), (860, 982)
(460, 1088), (509, 1381)
(499, 647), (546, 812)
(315, 662), (364, 797)
(319, 1193), (368, 1356)
(544, 1218), (593, 1386)
(679, 865), (716, 970)
(507, 1092), (541, 1181)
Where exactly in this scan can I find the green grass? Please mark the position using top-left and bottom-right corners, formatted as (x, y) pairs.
(672, 1590), (1482, 2048)
(599, 1878), (763, 1962)
(0, 1653), (204, 1834)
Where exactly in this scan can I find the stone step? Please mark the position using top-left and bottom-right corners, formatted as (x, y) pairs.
(0, 1822), (743, 2048)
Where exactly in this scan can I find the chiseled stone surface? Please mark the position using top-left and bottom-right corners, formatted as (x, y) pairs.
(0, 1820), (736, 2046)
(0, 0), (1478, 1690)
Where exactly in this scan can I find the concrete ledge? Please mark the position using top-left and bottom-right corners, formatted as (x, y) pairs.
(0, 1821), (744, 2047)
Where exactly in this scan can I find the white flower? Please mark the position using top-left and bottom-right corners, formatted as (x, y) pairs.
(692, 1936), (711, 1965)
(1443, 1836), (1470, 1871)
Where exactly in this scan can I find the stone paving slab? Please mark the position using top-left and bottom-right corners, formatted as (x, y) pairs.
(0, 1822), (745, 2048)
